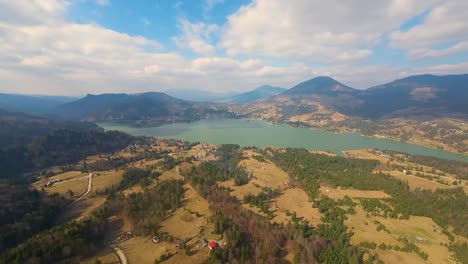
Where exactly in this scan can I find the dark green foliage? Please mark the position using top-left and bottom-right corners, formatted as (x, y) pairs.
(0, 129), (133, 179)
(382, 150), (468, 179)
(450, 242), (468, 264)
(124, 180), (184, 235)
(0, 181), (67, 253)
(359, 241), (377, 249)
(243, 188), (281, 218)
(0, 216), (108, 263)
(271, 148), (468, 237)
(118, 168), (152, 191)
(252, 155), (265, 162)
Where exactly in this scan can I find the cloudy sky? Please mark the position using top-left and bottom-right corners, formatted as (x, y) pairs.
(1, 0), (468, 95)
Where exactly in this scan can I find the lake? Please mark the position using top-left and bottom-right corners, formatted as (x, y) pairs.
(98, 118), (468, 163)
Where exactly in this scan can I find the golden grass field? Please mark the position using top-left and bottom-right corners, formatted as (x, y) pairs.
(272, 188), (322, 226)
(346, 204), (456, 263)
(320, 185), (391, 200)
(160, 184), (210, 239)
(384, 171), (451, 191)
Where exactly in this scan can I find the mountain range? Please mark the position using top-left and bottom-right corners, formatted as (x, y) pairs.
(1, 73), (467, 125)
(0, 93), (77, 115)
(262, 74), (468, 119)
(223, 85), (286, 104)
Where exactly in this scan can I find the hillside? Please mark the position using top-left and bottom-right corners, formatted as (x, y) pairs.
(0, 109), (99, 148)
(262, 74), (468, 119)
(2, 143), (467, 263)
(224, 85), (286, 104)
(55, 92), (234, 126)
(165, 89), (238, 102)
(0, 93), (77, 115)
(357, 74), (468, 119)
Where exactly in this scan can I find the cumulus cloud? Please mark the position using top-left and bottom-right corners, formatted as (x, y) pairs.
(0, 0), (467, 96)
(173, 18), (219, 55)
(390, 1), (468, 59)
(220, 0), (437, 62)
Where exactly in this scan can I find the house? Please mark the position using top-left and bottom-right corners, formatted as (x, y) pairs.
(208, 241), (218, 250)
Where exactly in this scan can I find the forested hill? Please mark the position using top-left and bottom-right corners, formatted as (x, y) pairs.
(0, 129), (134, 178)
(0, 110), (134, 178)
(0, 93), (77, 115)
(0, 109), (99, 149)
(54, 92), (234, 126)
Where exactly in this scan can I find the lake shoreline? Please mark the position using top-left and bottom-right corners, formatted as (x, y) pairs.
(98, 118), (468, 163)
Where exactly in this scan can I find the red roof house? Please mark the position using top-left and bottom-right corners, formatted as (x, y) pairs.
(208, 241), (218, 250)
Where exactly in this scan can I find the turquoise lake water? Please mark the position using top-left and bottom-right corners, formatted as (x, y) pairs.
(98, 118), (468, 163)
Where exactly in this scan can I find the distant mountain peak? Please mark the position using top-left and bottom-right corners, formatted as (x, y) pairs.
(224, 85), (286, 104)
(285, 76), (355, 95)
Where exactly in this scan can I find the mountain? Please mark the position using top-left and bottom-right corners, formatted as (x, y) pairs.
(263, 74), (468, 119)
(55, 92), (233, 126)
(357, 74), (468, 118)
(165, 89), (238, 102)
(225, 85), (286, 104)
(0, 108), (99, 149)
(0, 93), (78, 115)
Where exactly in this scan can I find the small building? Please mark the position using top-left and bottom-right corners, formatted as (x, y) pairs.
(208, 241), (218, 250)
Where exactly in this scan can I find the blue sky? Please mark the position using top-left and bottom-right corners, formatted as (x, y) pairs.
(0, 0), (467, 95)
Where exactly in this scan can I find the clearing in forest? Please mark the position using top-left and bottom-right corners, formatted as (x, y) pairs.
(273, 188), (322, 226)
(320, 185), (391, 200)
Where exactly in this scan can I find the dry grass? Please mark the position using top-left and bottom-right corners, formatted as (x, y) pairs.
(120, 237), (175, 264)
(378, 216), (454, 264)
(92, 170), (124, 195)
(385, 170), (451, 191)
(272, 188), (322, 226)
(239, 158), (290, 189)
(346, 205), (455, 263)
(160, 184), (210, 239)
(220, 179), (262, 200)
(159, 167), (184, 182)
(375, 249), (426, 264)
(320, 185), (391, 200)
(44, 178), (89, 197)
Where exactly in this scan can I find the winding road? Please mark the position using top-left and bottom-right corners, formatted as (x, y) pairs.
(111, 245), (128, 264)
(67, 172), (93, 208)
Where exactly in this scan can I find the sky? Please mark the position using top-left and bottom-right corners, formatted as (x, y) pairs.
(1, 0), (468, 95)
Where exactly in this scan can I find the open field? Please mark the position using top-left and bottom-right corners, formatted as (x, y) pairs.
(239, 157), (290, 189)
(346, 204), (455, 263)
(220, 178), (262, 200)
(160, 184), (210, 239)
(384, 170), (451, 191)
(273, 188), (322, 226)
(158, 167), (184, 182)
(92, 170), (124, 195)
(320, 185), (391, 200)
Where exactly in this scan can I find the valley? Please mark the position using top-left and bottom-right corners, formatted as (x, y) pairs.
(2, 135), (466, 263)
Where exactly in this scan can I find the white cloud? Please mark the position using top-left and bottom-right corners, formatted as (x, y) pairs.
(390, 1), (468, 59)
(220, 0), (437, 62)
(173, 18), (219, 55)
(0, 0), (67, 25)
(96, 0), (110, 6)
(0, 0), (467, 96)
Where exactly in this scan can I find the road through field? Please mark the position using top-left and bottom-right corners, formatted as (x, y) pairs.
(67, 173), (93, 208)
(111, 246), (128, 264)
